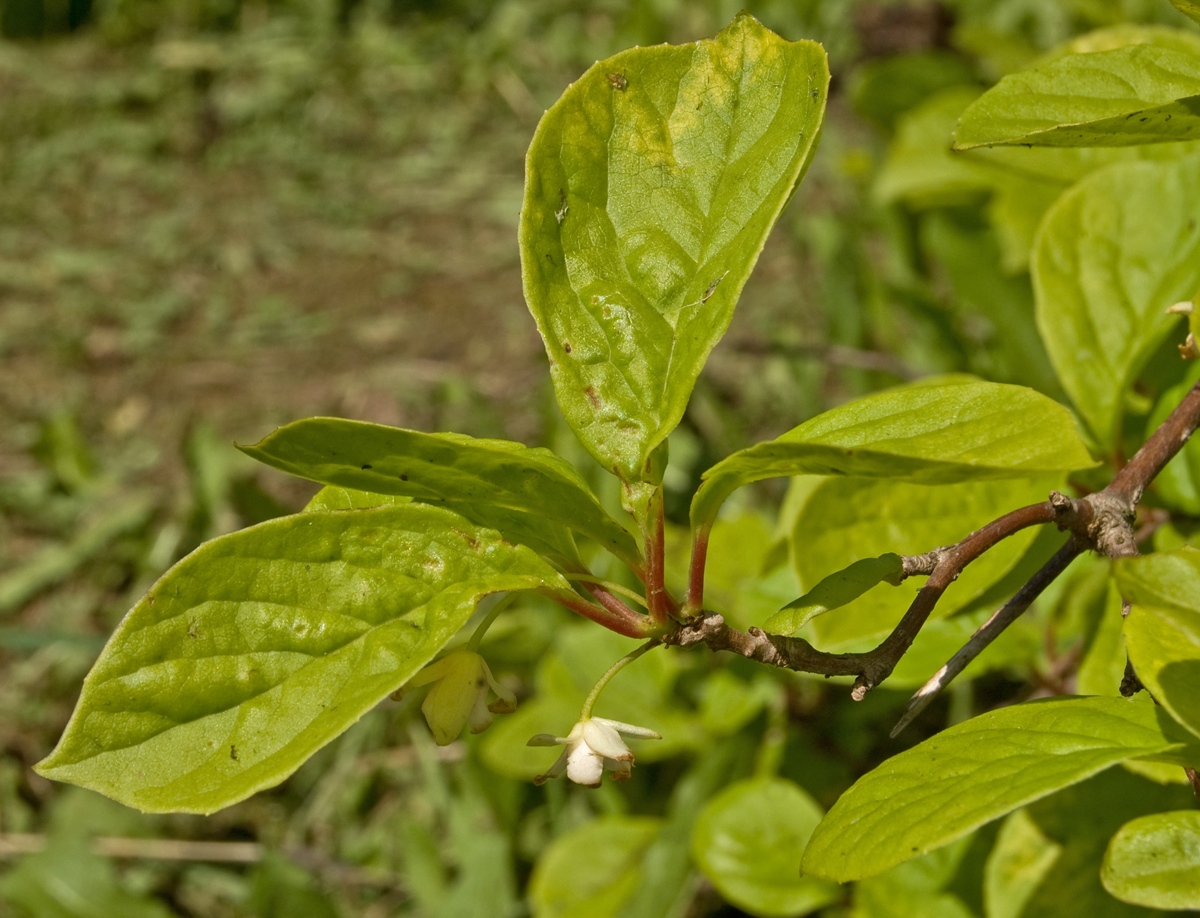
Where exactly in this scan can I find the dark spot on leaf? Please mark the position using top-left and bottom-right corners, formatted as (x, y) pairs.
(400, 474), (409, 481)
(362, 464), (373, 470)
(230, 745), (238, 761)
(585, 386), (601, 408)
(563, 341), (572, 353)
(606, 72), (627, 91)
(810, 87), (819, 100)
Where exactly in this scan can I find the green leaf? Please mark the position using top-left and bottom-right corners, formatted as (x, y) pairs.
(1145, 361), (1200, 515)
(1172, 0), (1200, 27)
(1101, 810), (1200, 909)
(984, 810), (1062, 918)
(691, 777), (841, 917)
(692, 381), (1094, 532)
(875, 87), (992, 208)
(36, 504), (570, 813)
(766, 554), (903, 636)
(1017, 766), (1196, 918)
(800, 695), (1192, 882)
(1116, 548), (1200, 739)
(303, 485), (410, 511)
(1032, 157), (1200, 452)
(241, 417), (639, 567)
(520, 14), (829, 486)
(529, 816), (662, 918)
(853, 837), (983, 918)
(792, 477), (1054, 649)
(954, 45), (1200, 149)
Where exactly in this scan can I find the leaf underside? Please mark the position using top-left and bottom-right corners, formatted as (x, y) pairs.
(521, 13), (830, 486)
(36, 504), (568, 813)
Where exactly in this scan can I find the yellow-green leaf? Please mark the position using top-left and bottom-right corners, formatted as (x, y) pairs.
(36, 504), (569, 813)
(520, 14), (828, 486)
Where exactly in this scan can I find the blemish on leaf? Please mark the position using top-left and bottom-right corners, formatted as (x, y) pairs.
(702, 271), (729, 303)
(556, 189), (568, 223)
(606, 72), (627, 91)
(400, 474), (409, 481)
(563, 341), (572, 353)
(230, 745), (238, 761)
(585, 386), (601, 408)
(361, 464), (373, 470)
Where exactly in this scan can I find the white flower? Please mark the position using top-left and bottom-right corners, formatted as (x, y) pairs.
(527, 717), (661, 787)
(401, 650), (516, 745)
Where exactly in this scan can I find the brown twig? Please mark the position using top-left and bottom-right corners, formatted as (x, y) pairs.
(890, 538), (1086, 736)
(667, 377), (1200, 716)
(1109, 377), (1200, 507)
(888, 376), (1200, 730)
(664, 498), (1062, 688)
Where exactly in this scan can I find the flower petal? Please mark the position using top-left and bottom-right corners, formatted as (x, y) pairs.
(592, 716), (662, 740)
(565, 741), (604, 788)
(581, 720), (633, 761)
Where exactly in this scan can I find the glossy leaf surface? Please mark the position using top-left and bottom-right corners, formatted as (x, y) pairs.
(1033, 158), (1200, 451)
(801, 696), (1190, 882)
(521, 14), (829, 485)
(954, 45), (1200, 148)
(692, 381), (1094, 531)
(37, 505), (569, 813)
(691, 777), (840, 917)
(1116, 548), (1200, 738)
(242, 417), (638, 566)
(1101, 811), (1200, 908)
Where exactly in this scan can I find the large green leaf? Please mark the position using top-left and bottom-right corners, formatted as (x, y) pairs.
(954, 45), (1200, 149)
(1116, 548), (1200, 739)
(529, 816), (662, 918)
(1101, 811), (1200, 909)
(791, 476), (1055, 649)
(520, 14), (829, 487)
(800, 695), (1193, 882)
(36, 504), (570, 813)
(1032, 157), (1200, 452)
(691, 777), (841, 917)
(691, 381), (1094, 531)
(241, 417), (639, 567)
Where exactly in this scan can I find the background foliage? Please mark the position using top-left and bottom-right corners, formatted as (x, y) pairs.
(1, 0), (1198, 915)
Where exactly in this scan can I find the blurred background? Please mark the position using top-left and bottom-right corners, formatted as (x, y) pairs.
(1, 0), (1196, 915)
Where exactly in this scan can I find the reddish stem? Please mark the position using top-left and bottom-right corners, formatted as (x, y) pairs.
(686, 525), (710, 614)
(541, 588), (656, 639)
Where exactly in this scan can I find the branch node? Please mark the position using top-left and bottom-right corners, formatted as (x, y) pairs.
(902, 549), (943, 577)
